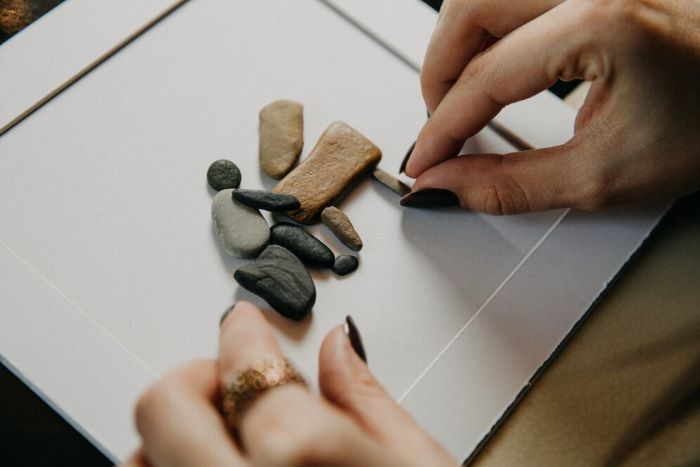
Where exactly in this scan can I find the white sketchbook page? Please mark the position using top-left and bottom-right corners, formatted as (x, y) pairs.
(0, 0), (182, 132)
(327, 1), (666, 459)
(0, 0), (666, 462)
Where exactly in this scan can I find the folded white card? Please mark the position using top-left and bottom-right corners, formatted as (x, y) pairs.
(0, 0), (666, 462)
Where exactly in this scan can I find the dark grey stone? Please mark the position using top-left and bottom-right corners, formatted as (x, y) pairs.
(269, 222), (335, 268)
(207, 159), (241, 191)
(332, 255), (359, 276)
(233, 189), (300, 212)
(234, 245), (315, 321)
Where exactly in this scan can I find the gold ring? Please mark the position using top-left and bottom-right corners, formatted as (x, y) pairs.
(222, 355), (307, 430)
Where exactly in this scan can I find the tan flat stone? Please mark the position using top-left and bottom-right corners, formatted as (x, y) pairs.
(321, 206), (363, 251)
(259, 99), (304, 179)
(273, 121), (381, 223)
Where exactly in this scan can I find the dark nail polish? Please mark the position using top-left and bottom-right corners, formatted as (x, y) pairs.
(219, 303), (236, 327)
(344, 315), (367, 363)
(399, 140), (416, 174)
(400, 189), (460, 209)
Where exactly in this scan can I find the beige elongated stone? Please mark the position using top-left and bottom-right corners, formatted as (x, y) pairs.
(372, 168), (411, 196)
(273, 122), (381, 223)
(259, 99), (304, 179)
(321, 207), (363, 251)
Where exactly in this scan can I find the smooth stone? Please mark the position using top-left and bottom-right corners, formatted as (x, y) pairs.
(211, 189), (269, 258)
(269, 222), (334, 268)
(273, 121), (382, 223)
(259, 100), (304, 179)
(320, 206), (363, 251)
(372, 168), (411, 197)
(233, 189), (300, 212)
(234, 245), (315, 321)
(332, 255), (359, 276)
(207, 159), (241, 191)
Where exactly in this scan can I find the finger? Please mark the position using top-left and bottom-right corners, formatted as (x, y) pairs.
(319, 326), (455, 466)
(422, 0), (563, 112)
(120, 448), (149, 467)
(243, 384), (405, 467)
(408, 145), (588, 214)
(135, 359), (246, 467)
(218, 301), (285, 385)
(408, 0), (603, 177)
(220, 304), (403, 466)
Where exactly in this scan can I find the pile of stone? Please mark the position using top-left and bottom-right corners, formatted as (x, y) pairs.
(208, 99), (409, 321)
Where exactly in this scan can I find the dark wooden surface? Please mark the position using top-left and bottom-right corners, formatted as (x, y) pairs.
(0, 0), (583, 465)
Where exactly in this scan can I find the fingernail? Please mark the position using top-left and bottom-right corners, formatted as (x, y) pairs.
(426, 107), (431, 119)
(399, 140), (416, 174)
(400, 189), (459, 208)
(219, 303), (236, 327)
(344, 315), (367, 363)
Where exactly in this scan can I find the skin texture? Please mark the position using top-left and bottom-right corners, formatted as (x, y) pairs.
(122, 302), (455, 467)
(406, 0), (700, 215)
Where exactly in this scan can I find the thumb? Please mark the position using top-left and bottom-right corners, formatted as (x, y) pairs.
(319, 320), (455, 466)
(405, 145), (590, 214)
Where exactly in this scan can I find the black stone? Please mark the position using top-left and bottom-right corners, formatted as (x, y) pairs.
(332, 255), (359, 276)
(269, 222), (335, 268)
(233, 189), (300, 212)
(234, 245), (315, 321)
(207, 159), (241, 191)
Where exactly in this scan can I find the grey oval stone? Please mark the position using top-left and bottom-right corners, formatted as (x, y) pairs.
(234, 245), (315, 321)
(332, 255), (359, 276)
(269, 222), (334, 268)
(212, 189), (269, 258)
(207, 159), (241, 191)
(233, 189), (300, 212)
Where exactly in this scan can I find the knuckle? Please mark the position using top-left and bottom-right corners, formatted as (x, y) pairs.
(469, 161), (530, 215)
(576, 172), (613, 211)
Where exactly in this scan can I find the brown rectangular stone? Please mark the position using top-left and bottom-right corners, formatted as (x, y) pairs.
(273, 121), (381, 223)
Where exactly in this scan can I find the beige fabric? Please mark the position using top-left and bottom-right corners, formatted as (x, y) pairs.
(471, 87), (700, 466)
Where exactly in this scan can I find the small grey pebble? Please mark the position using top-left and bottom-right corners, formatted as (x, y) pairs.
(234, 245), (315, 321)
(270, 222), (335, 268)
(207, 159), (241, 191)
(233, 189), (300, 212)
(333, 255), (359, 276)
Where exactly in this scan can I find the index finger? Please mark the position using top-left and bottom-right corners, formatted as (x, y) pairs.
(409, 0), (600, 177)
(421, 0), (562, 112)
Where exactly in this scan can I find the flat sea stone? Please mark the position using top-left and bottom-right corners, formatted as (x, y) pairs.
(332, 255), (359, 276)
(321, 206), (363, 251)
(259, 100), (304, 179)
(269, 222), (334, 268)
(234, 245), (315, 321)
(272, 121), (382, 224)
(233, 189), (300, 212)
(372, 168), (411, 196)
(211, 189), (269, 258)
(207, 159), (241, 191)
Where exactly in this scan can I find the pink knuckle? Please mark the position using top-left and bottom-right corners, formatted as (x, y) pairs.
(475, 180), (529, 215)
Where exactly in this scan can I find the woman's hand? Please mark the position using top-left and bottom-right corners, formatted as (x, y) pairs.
(404, 0), (700, 214)
(122, 302), (455, 466)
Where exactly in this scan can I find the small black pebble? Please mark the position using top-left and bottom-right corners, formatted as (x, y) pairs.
(233, 189), (300, 211)
(207, 159), (241, 191)
(333, 255), (359, 276)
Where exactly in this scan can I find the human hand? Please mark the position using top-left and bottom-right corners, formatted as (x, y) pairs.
(403, 0), (700, 214)
(122, 302), (455, 467)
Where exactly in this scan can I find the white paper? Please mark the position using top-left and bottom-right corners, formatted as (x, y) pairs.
(0, 0), (666, 462)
